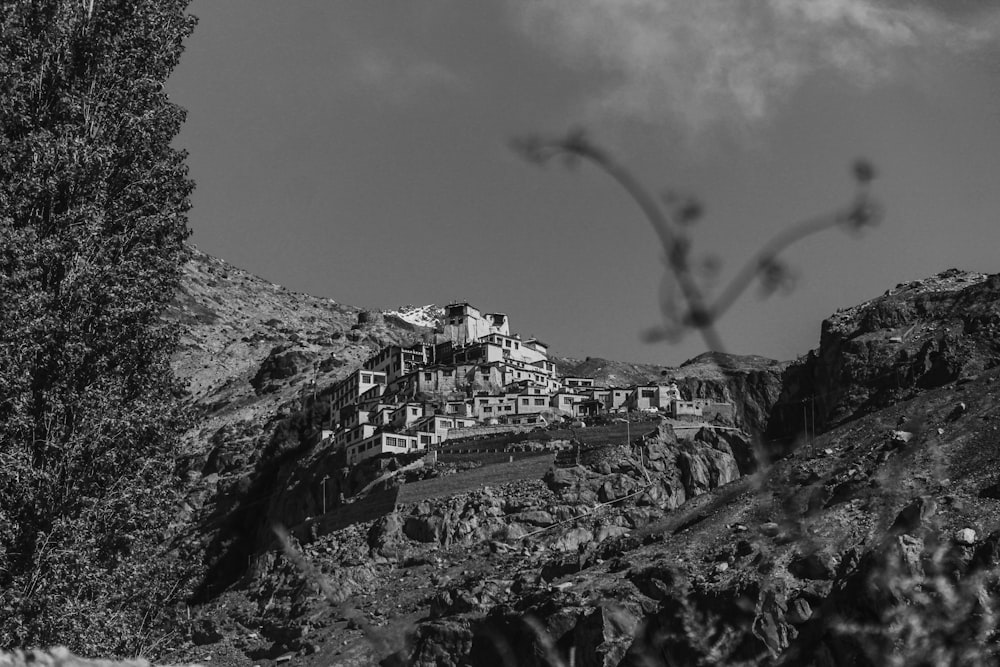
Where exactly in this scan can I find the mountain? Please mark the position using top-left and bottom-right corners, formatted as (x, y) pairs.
(158, 253), (1000, 667)
(165, 248), (434, 465)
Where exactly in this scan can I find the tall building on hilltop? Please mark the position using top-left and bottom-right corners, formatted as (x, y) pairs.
(443, 302), (509, 346)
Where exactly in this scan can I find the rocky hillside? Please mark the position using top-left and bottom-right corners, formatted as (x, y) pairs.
(164, 249), (441, 601)
(167, 248), (435, 461)
(768, 269), (1000, 442)
(160, 252), (1000, 666)
(404, 364), (1000, 666)
(166, 423), (759, 666)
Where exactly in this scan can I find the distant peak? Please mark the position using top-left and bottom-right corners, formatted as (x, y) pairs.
(385, 304), (442, 328)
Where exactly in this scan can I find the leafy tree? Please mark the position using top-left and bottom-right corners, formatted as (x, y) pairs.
(0, 0), (197, 654)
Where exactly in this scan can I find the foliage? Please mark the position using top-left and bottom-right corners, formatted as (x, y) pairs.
(0, 0), (197, 655)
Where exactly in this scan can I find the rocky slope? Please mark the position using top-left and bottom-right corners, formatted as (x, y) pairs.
(402, 364), (1000, 667)
(165, 249), (440, 600)
(166, 250), (787, 605)
(162, 251), (1000, 666)
(167, 248), (435, 466)
(767, 269), (1000, 443)
(166, 423), (759, 666)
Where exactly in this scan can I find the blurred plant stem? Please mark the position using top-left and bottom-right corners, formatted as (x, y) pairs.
(513, 129), (881, 353)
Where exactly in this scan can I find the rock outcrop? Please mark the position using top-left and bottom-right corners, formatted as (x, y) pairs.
(769, 269), (1000, 441)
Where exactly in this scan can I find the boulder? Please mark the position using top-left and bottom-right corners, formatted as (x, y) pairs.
(788, 550), (839, 581)
(889, 496), (937, 535)
(551, 527), (594, 553)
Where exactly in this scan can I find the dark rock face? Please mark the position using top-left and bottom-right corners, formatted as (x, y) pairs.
(768, 270), (1000, 442)
(674, 352), (788, 435)
(250, 345), (313, 394)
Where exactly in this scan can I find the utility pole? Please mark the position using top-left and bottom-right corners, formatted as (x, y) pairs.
(810, 395), (815, 442)
(321, 475), (330, 515)
(802, 400), (808, 443)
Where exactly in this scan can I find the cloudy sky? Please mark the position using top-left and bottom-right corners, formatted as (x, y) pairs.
(167, 1), (1000, 366)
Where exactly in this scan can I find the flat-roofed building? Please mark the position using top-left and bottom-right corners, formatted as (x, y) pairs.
(346, 432), (438, 466)
(551, 391), (587, 415)
(331, 369), (386, 415)
(443, 302), (510, 346)
(563, 376), (596, 389)
(363, 344), (432, 383)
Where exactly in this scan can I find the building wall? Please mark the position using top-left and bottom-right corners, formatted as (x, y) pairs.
(363, 345), (430, 383)
(485, 312), (510, 336)
(390, 402), (427, 430)
(346, 432), (435, 466)
(331, 369), (386, 415)
(608, 389), (631, 411)
(515, 393), (551, 414)
(672, 400), (704, 417)
(501, 362), (552, 388)
(628, 385), (676, 412)
(473, 394), (519, 420)
(499, 413), (548, 426)
(444, 303), (492, 346)
(551, 392), (587, 415)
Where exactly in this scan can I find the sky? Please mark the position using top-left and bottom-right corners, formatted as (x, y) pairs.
(166, 1), (1000, 366)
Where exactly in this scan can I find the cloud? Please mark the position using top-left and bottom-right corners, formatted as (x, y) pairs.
(349, 50), (462, 103)
(511, 0), (1000, 136)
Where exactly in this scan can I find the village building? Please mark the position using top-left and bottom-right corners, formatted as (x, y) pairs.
(363, 344), (433, 383)
(346, 431), (434, 466)
(443, 302), (509, 346)
(563, 376), (596, 389)
(627, 383), (680, 412)
(330, 368), (386, 415)
(551, 391), (588, 414)
(322, 301), (736, 469)
(499, 413), (548, 427)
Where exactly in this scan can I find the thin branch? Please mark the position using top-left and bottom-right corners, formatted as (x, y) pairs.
(513, 130), (879, 354)
(513, 132), (725, 351)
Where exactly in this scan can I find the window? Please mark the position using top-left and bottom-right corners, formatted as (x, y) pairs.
(505, 340), (512, 348)
(522, 399), (529, 405)
(535, 398), (545, 406)
(424, 372), (432, 381)
(484, 407), (492, 413)
(641, 390), (655, 398)
(361, 373), (370, 383)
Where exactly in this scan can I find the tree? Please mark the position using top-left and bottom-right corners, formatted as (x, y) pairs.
(0, 1), (197, 654)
